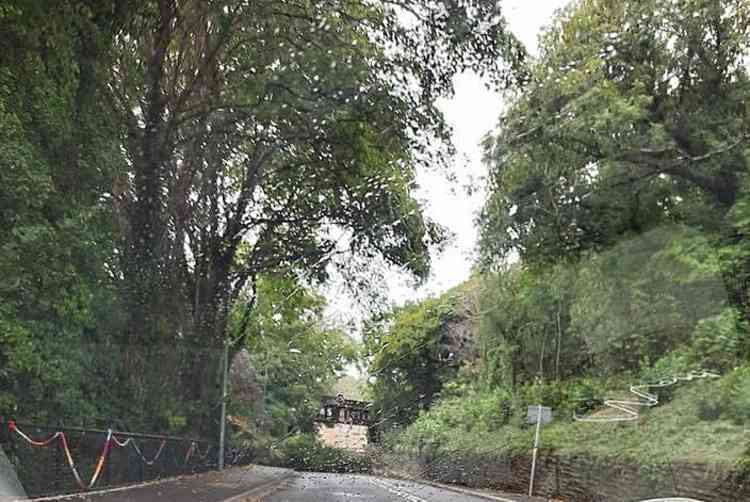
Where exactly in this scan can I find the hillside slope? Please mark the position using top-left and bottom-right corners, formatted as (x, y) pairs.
(389, 371), (749, 469)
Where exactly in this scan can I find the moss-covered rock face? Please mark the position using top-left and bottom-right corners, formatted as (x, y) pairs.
(437, 281), (482, 367)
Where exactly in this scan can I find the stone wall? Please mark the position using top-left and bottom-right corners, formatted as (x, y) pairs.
(315, 422), (369, 452)
(379, 450), (750, 502)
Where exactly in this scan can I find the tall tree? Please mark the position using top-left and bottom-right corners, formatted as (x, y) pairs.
(106, 0), (526, 433)
(478, 264), (584, 390)
(479, 0), (750, 267)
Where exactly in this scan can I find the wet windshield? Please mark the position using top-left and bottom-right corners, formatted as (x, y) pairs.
(1, 1), (748, 501)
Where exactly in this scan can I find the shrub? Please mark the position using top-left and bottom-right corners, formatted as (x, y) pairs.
(567, 378), (606, 416)
(696, 396), (724, 421)
(387, 387), (517, 454)
(719, 366), (750, 425)
(641, 350), (693, 382)
(689, 308), (747, 372)
(640, 350), (699, 405)
(517, 381), (562, 410)
(276, 433), (372, 473)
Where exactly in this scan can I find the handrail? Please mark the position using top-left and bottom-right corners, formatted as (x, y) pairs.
(573, 370), (720, 423)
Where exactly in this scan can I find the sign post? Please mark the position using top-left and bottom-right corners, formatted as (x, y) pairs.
(527, 404), (552, 496)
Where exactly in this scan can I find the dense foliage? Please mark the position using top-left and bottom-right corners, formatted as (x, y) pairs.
(227, 275), (356, 452)
(0, 1), (122, 422)
(479, 0), (750, 267)
(0, 0), (526, 442)
(475, 0), (750, 387)
(274, 433), (372, 474)
(363, 282), (475, 428)
(369, 0), (750, 471)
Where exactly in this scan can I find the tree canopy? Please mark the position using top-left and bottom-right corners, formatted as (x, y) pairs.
(479, 0), (750, 266)
(0, 0), (527, 438)
(368, 2), (750, 461)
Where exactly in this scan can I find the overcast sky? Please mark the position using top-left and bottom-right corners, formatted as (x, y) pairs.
(324, 0), (571, 325)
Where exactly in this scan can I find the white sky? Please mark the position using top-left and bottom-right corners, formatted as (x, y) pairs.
(325, 0), (571, 326)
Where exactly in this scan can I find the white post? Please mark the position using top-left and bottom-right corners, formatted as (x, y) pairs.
(528, 404), (543, 496)
(218, 341), (229, 470)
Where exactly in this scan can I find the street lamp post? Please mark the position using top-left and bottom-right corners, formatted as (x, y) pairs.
(218, 341), (229, 470)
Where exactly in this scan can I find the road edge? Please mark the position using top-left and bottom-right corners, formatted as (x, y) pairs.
(10, 473), (197, 502)
(379, 475), (545, 502)
(13, 466), (296, 502)
(410, 479), (521, 502)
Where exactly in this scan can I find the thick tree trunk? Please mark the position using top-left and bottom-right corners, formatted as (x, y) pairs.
(181, 259), (236, 436)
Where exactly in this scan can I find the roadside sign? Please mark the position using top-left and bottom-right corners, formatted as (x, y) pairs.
(527, 405), (552, 424)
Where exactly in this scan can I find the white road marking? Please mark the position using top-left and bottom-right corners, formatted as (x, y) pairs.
(366, 478), (428, 502)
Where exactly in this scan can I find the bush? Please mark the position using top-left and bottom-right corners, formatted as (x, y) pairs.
(640, 350), (700, 405)
(696, 396), (724, 421)
(276, 433), (372, 473)
(719, 366), (750, 425)
(689, 308), (747, 372)
(386, 387), (517, 455)
(514, 377), (625, 420)
(688, 365), (750, 425)
(567, 378), (606, 417)
(641, 350), (693, 382)
(517, 381), (562, 410)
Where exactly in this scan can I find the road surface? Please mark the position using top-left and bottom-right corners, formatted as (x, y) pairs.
(261, 472), (534, 502)
(53, 466), (291, 502)
(36, 467), (540, 502)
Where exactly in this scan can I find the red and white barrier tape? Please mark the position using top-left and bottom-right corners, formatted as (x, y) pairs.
(8, 420), (204, 488)
(9, 421), (111, 490)
(60, 429), (111, 489)
(129, 438), (167, 466)
(110, 434), (133, 447)
(183, 441), (196, 464)
(10, 422), (62, 447)
(111, 434), (196, 466)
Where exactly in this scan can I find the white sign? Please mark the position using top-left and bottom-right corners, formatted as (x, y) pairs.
(527, 405), (552, 424)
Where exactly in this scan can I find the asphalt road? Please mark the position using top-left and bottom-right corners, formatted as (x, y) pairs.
(28, 467), (539, 502)
(60, 465), (292, 502)
(264, 472), (520, 502)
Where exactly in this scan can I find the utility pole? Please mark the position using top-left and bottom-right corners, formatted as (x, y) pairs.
(218, 341), (229, 470)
